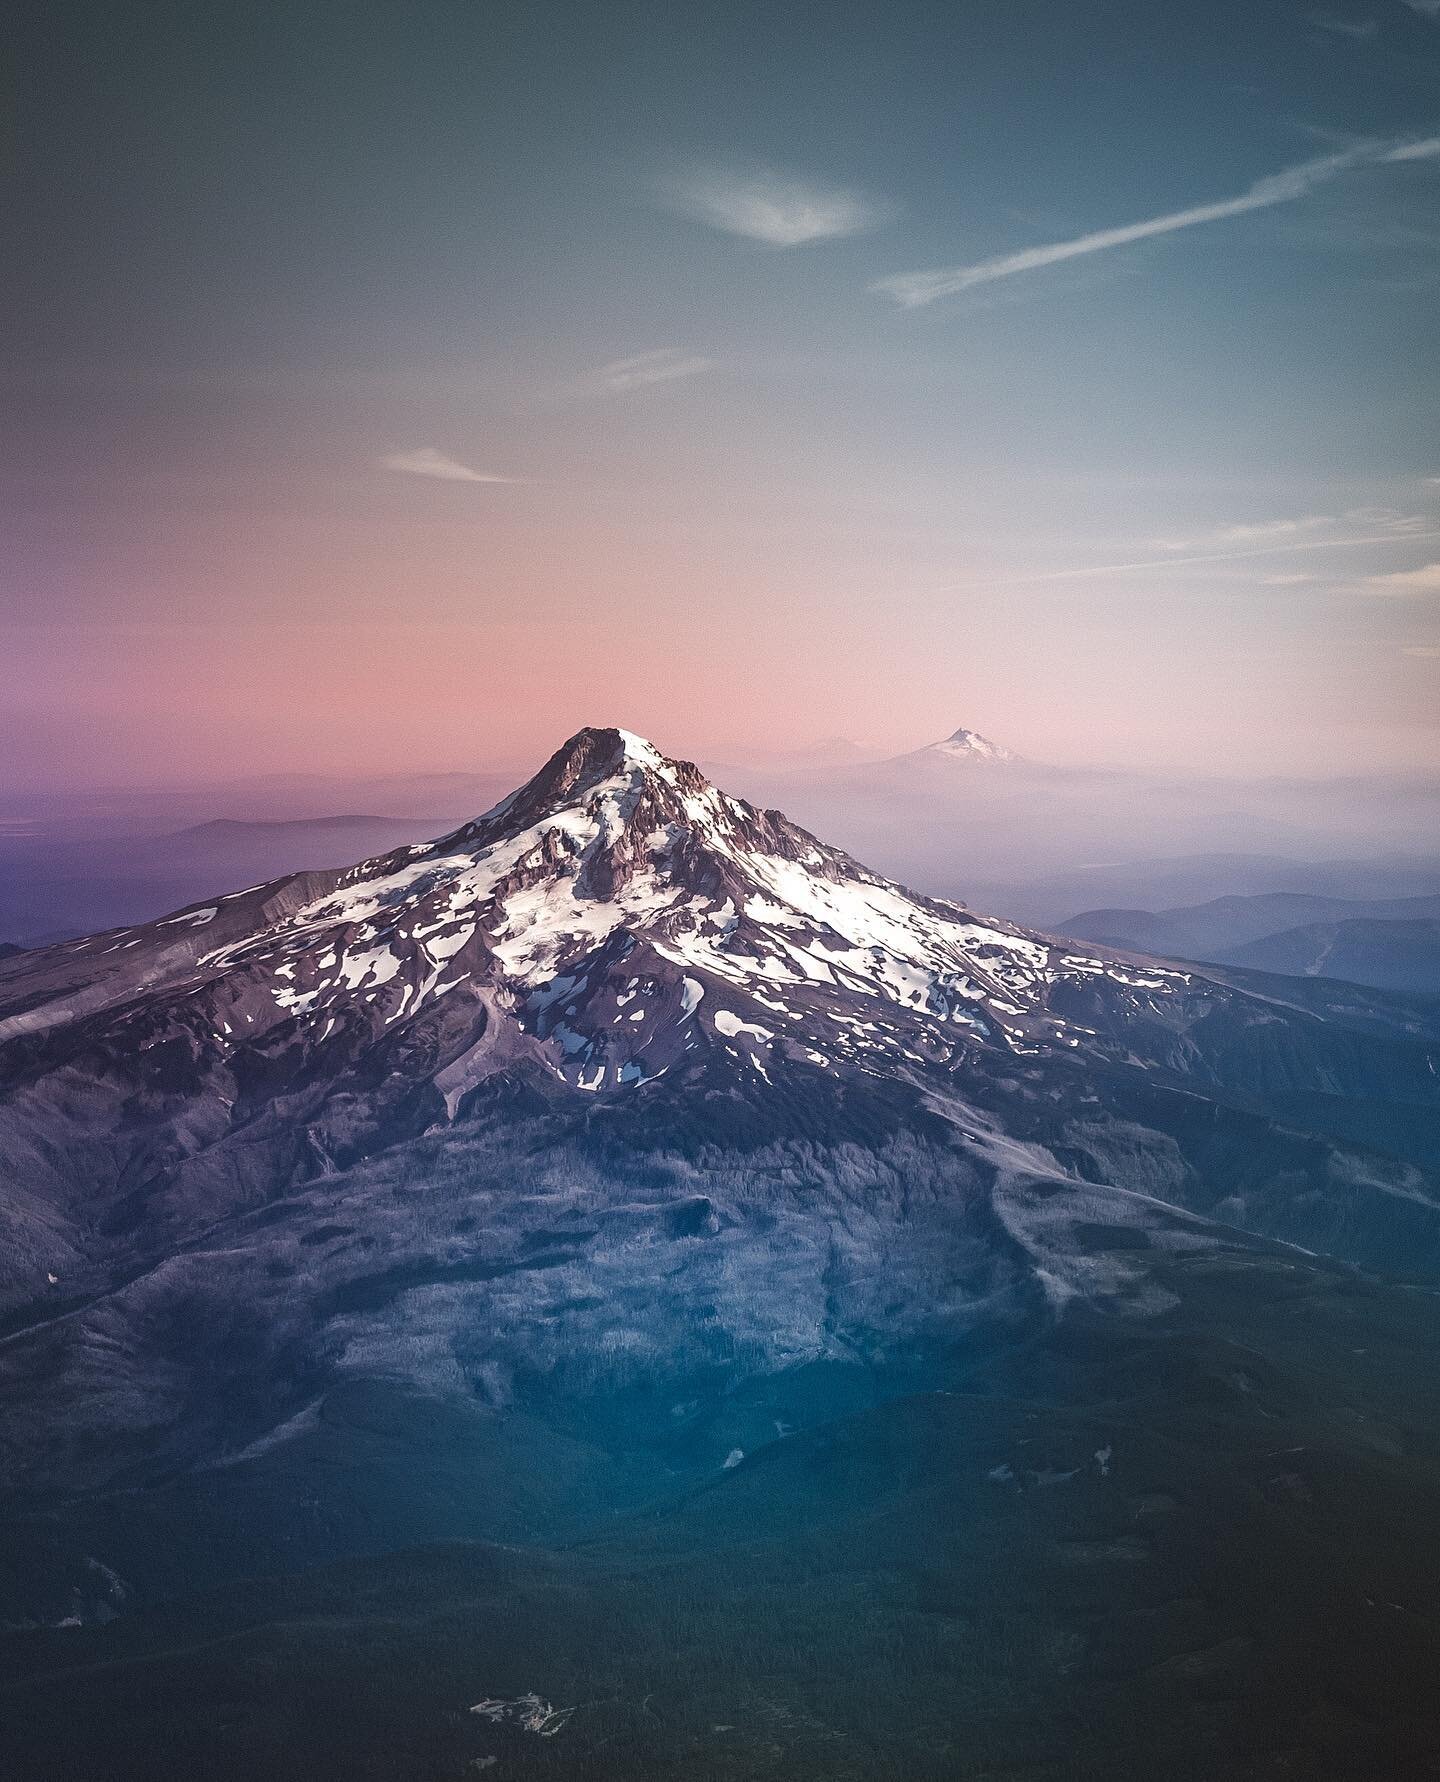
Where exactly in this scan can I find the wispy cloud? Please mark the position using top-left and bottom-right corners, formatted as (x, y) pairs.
(1384, 136), (1440, 163)
(1345, 505), (1434, 531)
(1362, 562), (1440, 595)
(543, 348), (716, 406)
(379, 448), (517, 483)
(1403, 1), (1440, 17)
(963, 528), (1440, 590)
(1309, 13), (1378, 37)
(1209, 516), (1335, 545)
(588, 349), (715, 394)
(873, 137), (1440, 308)
(1146, 516), (1332, 550)
(656, 166), (885, 246)
(1151, 510), (1426, 553)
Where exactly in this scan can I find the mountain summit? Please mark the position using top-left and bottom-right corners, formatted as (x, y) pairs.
(919, 727), (1012, 762)
(929, 726), (1015, 762)
(881, 725), (1019, 770)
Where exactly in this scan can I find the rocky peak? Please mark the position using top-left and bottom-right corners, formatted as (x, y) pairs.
(447, 728), (698, 850)
(436, 727), (834, 904)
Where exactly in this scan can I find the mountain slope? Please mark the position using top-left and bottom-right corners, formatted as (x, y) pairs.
(3, 726), (1437, 1298)
(14, 1248), (1440, 1782)
(5, 729), (1440, 1779)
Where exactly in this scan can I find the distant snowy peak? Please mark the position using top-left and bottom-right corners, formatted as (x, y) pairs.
(879, 726), (1020, 770)
(927, 727), (1016, 764)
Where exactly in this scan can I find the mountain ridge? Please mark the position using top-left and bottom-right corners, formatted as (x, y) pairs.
(1060, 889), (1440, 993)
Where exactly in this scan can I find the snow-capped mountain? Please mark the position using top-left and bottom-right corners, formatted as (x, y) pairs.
(2, 725), (1437, 1308)
(877, 725), (1020, 770)
(926, 727), (1019, 762)
(6, 726), (1440, 1764)
(0, 726), (1101, 1098)
(0, 725), (1393, 1119)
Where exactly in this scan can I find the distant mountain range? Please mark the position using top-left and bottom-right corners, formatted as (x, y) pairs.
(0, 812), (449, 946)
(1060, 891), (1440, 994)
(1231, 916), (1440, 990)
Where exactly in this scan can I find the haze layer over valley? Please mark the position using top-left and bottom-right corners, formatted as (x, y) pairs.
(6, 722), (1436, 954)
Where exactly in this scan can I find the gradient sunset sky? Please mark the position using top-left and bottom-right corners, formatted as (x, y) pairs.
(5, 0), (1440, 787)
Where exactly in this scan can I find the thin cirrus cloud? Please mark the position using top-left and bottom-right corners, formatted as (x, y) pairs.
(1146, 516), (1334, 551)
(1309, 13), (1379, 37)
(543, 348), (716, 406)
(1362, 563), (1440, 595)
(590, 349), (715, 394)
(872, 136), (1440, 308)
(1386, 135), (1440, 162)
(1205, 516), (1335, 546)
(958, 524), (1440, 591)
(1403, 1), (1440, 16)
(655, 166), (886, 246)
(1162, 511), (1430, 551)
(378, 448), (518, 483)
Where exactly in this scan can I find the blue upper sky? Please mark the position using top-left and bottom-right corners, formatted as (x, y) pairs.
(4, 0), (1439, 782)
